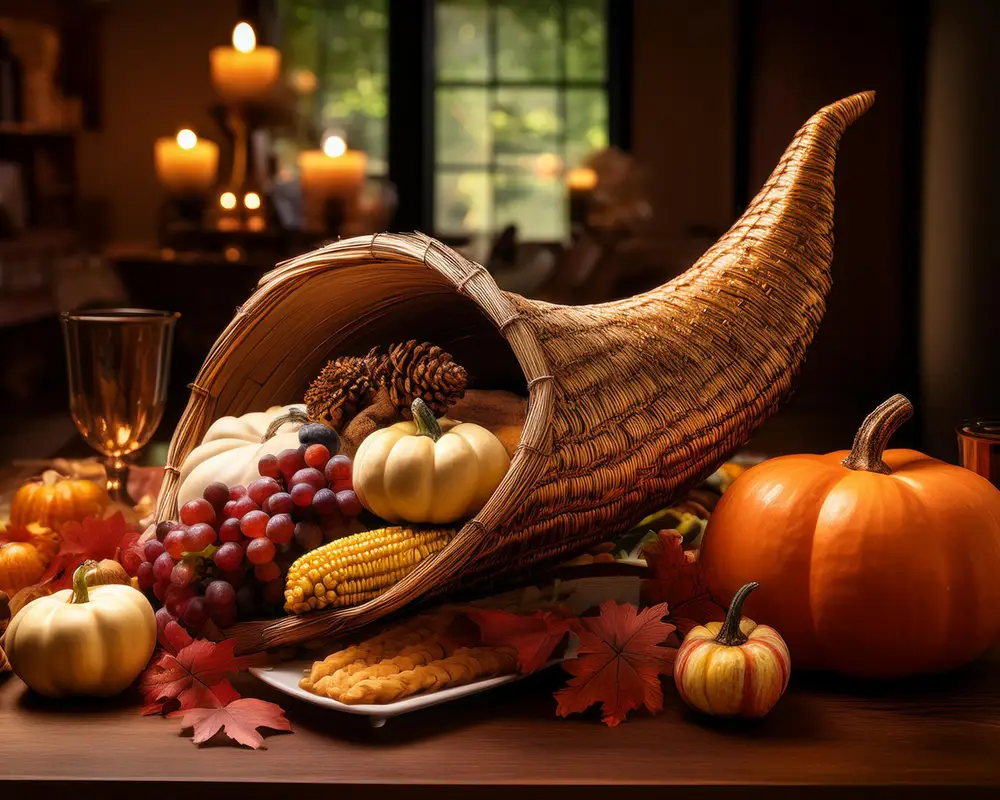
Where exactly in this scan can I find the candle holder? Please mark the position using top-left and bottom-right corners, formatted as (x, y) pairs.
(566, 167), (597, 234)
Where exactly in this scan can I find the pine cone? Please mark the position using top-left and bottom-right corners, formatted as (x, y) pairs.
(375, 341), (467, 419)
(305, 348), (380, 431)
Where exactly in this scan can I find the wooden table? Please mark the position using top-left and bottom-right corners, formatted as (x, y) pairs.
(2, 645), (1000, 798)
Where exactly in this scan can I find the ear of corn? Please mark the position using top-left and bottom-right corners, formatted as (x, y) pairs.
(284, 527), (453, 614)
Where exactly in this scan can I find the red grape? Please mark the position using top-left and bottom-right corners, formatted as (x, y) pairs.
(229, 484), (248, 500)
(202, 481), (230, 508)
(185, 522), (216, 552)
(248, 477), (282, 506)
(246, 537), (276, 565)
(278, 448), (305, 477)
(220, 569), (246, 589)
(330, 479), (354, 493)
(170, 560), (195, 587)
(266, 513), (294, 544)
(325, 454), (352, 483)
(219, 517), (243, 543)
(183, 596), (210, 630)
(223, 500), (239, 519)
(304, 443), (330, 469)
(180, 498), (216, 527)
(231, 495), (259, 518)
(240, 509), (269, 538)
(213, 604), (238, 628)
(153, 581), (168, 602)
(258, 453), (281, 479)
(144, 539), (166, 563)
(265, 491), (294, 515)
(155, 520), (176, 542)
(153, 552), (175, 583)
(262, 579), (285, 607)
(137, 561), (155, 589)
(165, 584), (196, 616)
(155, 606), (174, 637)
(290, 467), (326, 491)
(311, 487), (338, 516)
(294, 521), (323, 552)
(291, 482), (316, 507)
(213, 541), (244, 572)
(254, 561), (281, 583)
(205, 580), (236, 610)
(335, 489), (363, 517)
(163, 529), (187, 559)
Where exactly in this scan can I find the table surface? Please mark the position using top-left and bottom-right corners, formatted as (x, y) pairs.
(3, 644), (1000, 797)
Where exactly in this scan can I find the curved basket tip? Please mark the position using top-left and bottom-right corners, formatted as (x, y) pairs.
(820, 90), (877, 126)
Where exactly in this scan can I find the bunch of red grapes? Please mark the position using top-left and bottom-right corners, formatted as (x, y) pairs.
(133, 424), (365, 635)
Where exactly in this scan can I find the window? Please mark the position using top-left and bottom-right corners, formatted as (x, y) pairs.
(274, 0), (389, 176)
(434, 0), (608, 242)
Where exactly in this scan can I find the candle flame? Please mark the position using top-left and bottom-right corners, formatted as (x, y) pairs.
(323, 135), (347, 158)
(244, 192), (261, 210)
(220, 191), (237, 210)
(176, 129), (198, 150)
(233, 22), (256, 54)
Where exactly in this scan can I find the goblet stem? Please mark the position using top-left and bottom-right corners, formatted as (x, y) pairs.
(104, 455), (134, 505)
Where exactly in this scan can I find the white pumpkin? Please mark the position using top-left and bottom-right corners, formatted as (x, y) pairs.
(5, 563), (156, 697)
(176, 404), (306, 506)
(353, 398), (510, 525)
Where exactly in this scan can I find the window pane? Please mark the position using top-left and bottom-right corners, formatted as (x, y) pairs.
(437, 89), (491, 166)
(496, 0), (561, 80)
(566, 88), (608, 167)
(436, 170), (492, 234)
(493, 88), (561, 165)
(566, 0), (606, 80)
(494, 170), (566, 241)
(437, 0), (490, 81)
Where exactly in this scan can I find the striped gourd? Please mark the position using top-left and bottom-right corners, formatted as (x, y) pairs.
(283, 527), (453, 614)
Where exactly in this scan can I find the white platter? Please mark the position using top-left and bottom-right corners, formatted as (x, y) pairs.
(251, 657), (566, 728)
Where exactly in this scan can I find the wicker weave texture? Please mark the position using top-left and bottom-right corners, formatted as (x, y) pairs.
(154, 92), (874, 653)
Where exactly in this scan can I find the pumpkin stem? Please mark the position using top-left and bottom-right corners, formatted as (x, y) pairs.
(841, 394), (914, 475)
(262, 408), (310, 442)
(715, 582), (759, 646)
(70, 561), (98, 604)
(412, 398), (443, 442)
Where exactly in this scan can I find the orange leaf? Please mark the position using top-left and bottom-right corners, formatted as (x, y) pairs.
(555, 601), (676, 727)
(642, 531), (726, 634)
(168, 681), (291, 749)
(465, 608), (577, 674)
(40, 513), (132, 590)
(139, 636), (246, 713)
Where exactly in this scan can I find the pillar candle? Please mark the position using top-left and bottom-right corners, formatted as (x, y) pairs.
(210, 23), (281, 104)
(297, 137), (368, 200)
(154, 130), (219, 195)
(566, 167), (597, 228)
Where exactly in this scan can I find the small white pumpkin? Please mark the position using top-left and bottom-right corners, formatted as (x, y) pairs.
(176, 404), (307, 506)
(354, 398), (510, 525)
(5, 562), (156, 697)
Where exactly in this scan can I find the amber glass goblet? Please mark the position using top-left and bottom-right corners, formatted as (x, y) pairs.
(60, 309), (179, 503)
(957, 418), (1000, 488)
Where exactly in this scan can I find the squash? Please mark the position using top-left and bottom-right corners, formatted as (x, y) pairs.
(10, 470), (110, 530)
(700, 394), (1000, 678)
(0, 523), (59, 596)
(674, 582), (790, 718)
(353, 398), (510, 524)
(176, 404), (308, 506)
(4, 561), (156, 697)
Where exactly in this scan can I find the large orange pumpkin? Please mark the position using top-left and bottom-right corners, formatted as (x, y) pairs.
(10, 470), (110, 530)
(0, 523), (60, 596)
(700, 394), (1000, 678)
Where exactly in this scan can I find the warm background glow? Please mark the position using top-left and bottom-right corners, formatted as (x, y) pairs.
(220, 191), (237, 210)
(244, 192), (261, 210)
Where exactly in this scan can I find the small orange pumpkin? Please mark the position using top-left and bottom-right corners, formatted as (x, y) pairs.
(0, 523), (60, 596)
(700, 394), (1000, 678)
(10, 470), (110, 530)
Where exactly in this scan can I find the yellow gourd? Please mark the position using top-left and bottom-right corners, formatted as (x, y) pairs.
(353, 398), (510, 524)
(4, 561), (156, 697)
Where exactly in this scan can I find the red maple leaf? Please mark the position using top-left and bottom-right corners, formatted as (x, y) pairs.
(168, 678), (291, 749)
(39, 513), (133, 590)
(465, 608), (578, 674)
(642, 530), (726, 635)
(554, 601), (676, 727)
(139, 636), (246, 714)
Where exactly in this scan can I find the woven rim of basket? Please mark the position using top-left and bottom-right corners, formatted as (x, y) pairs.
(156, 231), (555, 623)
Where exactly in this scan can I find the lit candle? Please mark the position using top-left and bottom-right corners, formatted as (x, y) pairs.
(210, 22), (281, 104)
(154, 129), (219, 194)
(297, 135), (368, 201)
(566, 166), (597, 228)
(566, 167), (597, 192)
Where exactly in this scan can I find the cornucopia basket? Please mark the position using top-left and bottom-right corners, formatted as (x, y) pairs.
(155, 91), (875, 654)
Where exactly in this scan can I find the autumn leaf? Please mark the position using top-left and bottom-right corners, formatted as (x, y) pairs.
(465, 608), (578, 674)
(139, 636), (246, 713)
(642, 530), (726, 635)
(39, 513), (133, 590)
(168, 679), (291, 749)
(555, 601), (675, 727)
